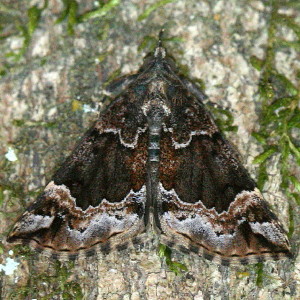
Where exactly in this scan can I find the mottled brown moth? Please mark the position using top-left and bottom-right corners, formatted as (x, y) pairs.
(7, 33), (291, 266)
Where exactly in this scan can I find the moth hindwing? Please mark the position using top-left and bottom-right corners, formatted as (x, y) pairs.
(7, 36), (291, 266)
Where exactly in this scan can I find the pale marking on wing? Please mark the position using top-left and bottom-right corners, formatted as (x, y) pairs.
(11, 214), (55, 233)
(162, 124), (211, 149)
(159, 183), (288, 251)
(249, 222), (289, 246)
(10, 183), (147, 242)
(141, 100), (171, 117)
(159, 182), (264, 217)
(44, 181), (146, 214)
(95, 125), (148, 149)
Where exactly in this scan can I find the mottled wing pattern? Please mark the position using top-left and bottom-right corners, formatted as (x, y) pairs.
(7, 94), (148, 259)
(7, 35), (292, 266)
(157, 79), (292, 266)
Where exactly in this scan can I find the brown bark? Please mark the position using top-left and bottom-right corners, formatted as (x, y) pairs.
(1, 0), (299, 299)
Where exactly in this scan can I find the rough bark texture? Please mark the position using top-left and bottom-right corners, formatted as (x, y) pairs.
(0, 0), (299, 299)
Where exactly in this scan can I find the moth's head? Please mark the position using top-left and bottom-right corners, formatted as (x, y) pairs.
(153, 29), (166, 60)
(153, 45), (166, 60)
(139, 31), (177, 74)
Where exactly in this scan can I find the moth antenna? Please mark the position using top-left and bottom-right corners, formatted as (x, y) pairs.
(158, 29), (165, 47)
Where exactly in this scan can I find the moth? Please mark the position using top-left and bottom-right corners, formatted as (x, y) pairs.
(7, 34), (292, 266)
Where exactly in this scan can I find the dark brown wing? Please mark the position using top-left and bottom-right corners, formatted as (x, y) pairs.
(157, 89), (291, 266)
(7, 95), (148, 259)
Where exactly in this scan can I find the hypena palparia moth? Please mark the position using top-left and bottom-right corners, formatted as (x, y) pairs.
(7, 32), (292, 266)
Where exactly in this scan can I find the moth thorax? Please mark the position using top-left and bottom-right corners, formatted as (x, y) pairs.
(149, 79), (167, 95)
(142, 97), (170, 121)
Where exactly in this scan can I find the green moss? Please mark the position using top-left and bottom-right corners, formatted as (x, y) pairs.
(0, 0), (119, 65)
(250, 0), (300, 203)
(4, 1), (48, 61)
(10, 245), (35, 259)
(247, 1), (300, 283)
(255, 263), (264, 287)
(56, 0), (78, 35)
(210, 107), (238, 133)
(12, 119), (58, 129)
(0, 180), (28, 209)
(138, 0), (178, 22)
(138, 35), (158, 53)
(56, 0), (121, 35)
(79, 0), (120, 22)
(9, 260), (83, 299)
(250, 56), (264, 71)
(103, 67), (122, 88)
(138, 32), (184, 54)
(158, 244), (188, 275)
(252, 147), (278, 165)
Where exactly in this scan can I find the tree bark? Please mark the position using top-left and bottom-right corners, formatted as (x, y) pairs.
(1, 0), (299, 299)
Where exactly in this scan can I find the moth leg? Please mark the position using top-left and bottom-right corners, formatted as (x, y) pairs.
(103, 74), (138, 97)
